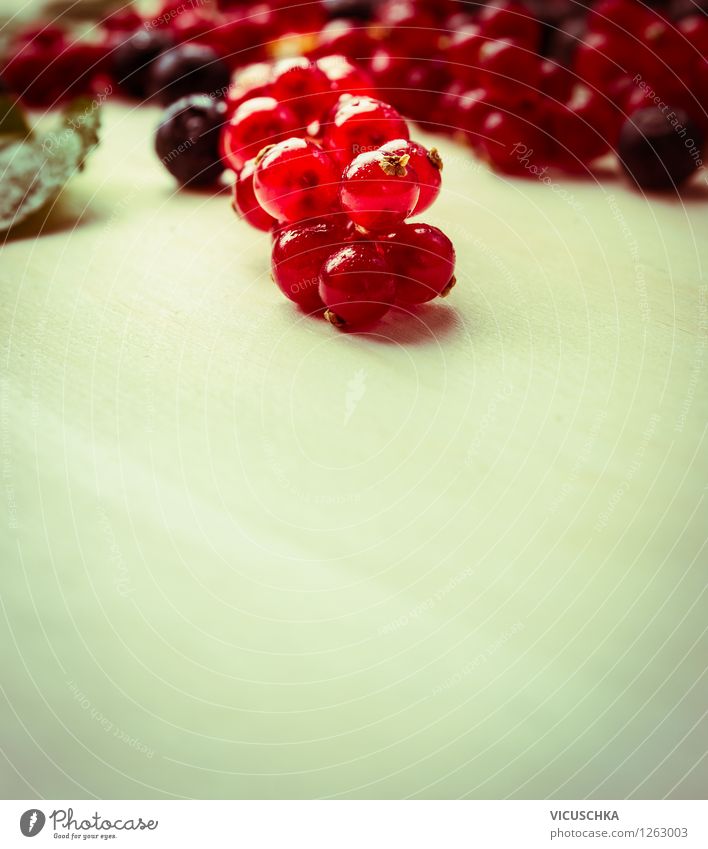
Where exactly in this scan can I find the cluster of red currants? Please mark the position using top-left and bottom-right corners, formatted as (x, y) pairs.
(308, 0), (707, 178)
(221, 56), (456, 330)
(2, 0), (705, 187)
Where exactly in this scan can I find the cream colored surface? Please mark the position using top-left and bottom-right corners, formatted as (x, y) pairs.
(1, 104), (707, 799)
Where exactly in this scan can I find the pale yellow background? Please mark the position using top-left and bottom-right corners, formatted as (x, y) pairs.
(1, 99), (707, 799)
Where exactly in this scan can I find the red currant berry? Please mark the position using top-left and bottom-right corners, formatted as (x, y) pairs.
(270, 57), (336, 124)
(322, 95), (410, 166)
(635, 17), (691, 85)
(457, 87), (496, 150)
(312, 18), (376, 59)
(479, 107), (548, 174)
(375, 0), (438, 56)
(378, 139), (442, 215)
(316, 54), (377, 98)
(170, 10), (219, 49)
(368, 47), (407, 92)
(319, 243), (396, 329)
(381, 223), (456, 304)
(340, 148), (420, 231)
(549, 84), (619, 169)
(433, 80), (468, 135)
(573, 30), (627, 93)
(14, 23), (66, 48)
(478, 1), (541, 50)
(216, 5), (282, 66)
(100, 8), (144, 33)
(587, 0), (651, 40)
(539, 58), (574, 102)
(225, 62), (273, 115)
(220, 95), (299, 172)
(623, 80), (650, 115)
(254, 137), (340, 223)
(678, 17), (708, 60)
(387, 60), (452, 127)
(478, 38), (541, 102)
(233, 157), (276, 231)
(444, 24), (484, 88)
(271, 218), (351, 312)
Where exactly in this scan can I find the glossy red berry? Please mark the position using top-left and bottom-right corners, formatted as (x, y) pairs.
(340, 148), (420, 231)
(375, 0), (438, 55)
(478, 1), (541, 50)
(381, 223), (456, 304)
(378, 139), (442, 215)
(479, 107), (548, 174)
(322, 95), (409, 166)
(539, 58), (574, 102)
(574, 30), (627, 92)
(635, 17), (691, 85)
(312, 18), (376, 59)
(270, 57), (336, 124)
(387, 60), (452, 126)
(678, 16), (708, 60)
(316, 54), (377, 98)
(233, 157), (276, 231)
(254, 137), (340, 223)
(549, 85), (619, 169)
(587, 0), (651, 40)
(319, 243), (396, 328)
(444, 24), (484, 88)
(225, 62), (273, 115)
(477, 38), (542, 102)
(220, 95), (299, 172)
(456, 88), (496, 150)
(271, 218), (351, 312)
(367, 48), (408, 98)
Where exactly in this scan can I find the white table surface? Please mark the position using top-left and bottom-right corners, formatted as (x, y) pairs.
(1, 102), (707, 799)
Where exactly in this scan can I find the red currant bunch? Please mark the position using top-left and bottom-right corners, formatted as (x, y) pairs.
(225, 57), (457, 331)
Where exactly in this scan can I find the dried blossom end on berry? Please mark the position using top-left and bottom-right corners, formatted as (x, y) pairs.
(379, 152), (410, 177)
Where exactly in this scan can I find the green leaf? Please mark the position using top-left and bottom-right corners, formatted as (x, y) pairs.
(0, 97), (101, 234)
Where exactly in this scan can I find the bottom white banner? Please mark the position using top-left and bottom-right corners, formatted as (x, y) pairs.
(1, 799), (706, 848)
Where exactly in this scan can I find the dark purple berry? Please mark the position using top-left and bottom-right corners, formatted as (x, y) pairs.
(618, 106), (704, 191)
(148, 44), (231, 106)
(112, 28), (174, 99)
(155, 94), (226, 187)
